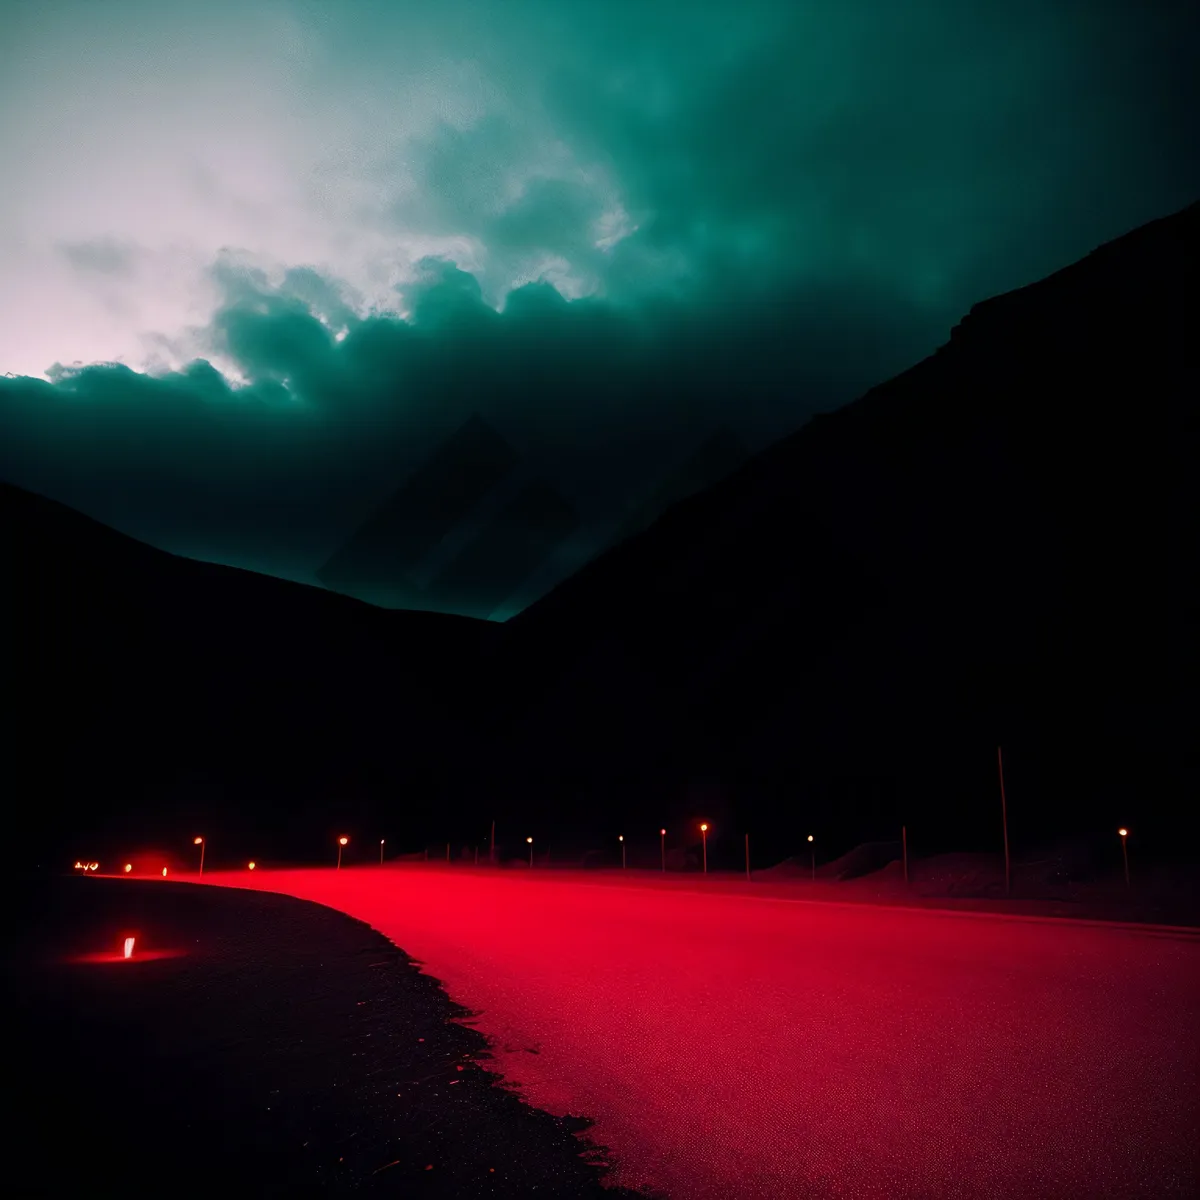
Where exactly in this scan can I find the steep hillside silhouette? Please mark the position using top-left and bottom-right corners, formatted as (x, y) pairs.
(489, 201), (1198, 854)
(3, 484), (498, 858)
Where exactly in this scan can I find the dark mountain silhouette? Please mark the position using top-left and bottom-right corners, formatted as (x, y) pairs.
(315, 413), (521, 609)
(3, 483), (499, 858)
(608, 426), (749, 548)
(475, 200), (1198, 856)
(4, 201), (1196, 863)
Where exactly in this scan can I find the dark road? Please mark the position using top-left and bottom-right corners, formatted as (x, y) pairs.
(199, 867), (1200, 1198)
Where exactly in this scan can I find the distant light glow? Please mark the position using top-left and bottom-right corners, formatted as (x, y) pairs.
(194, 836), (204, 845)
(162, 867), (168, 876)
(807, 834), (814, 842)
(123, 937), (135, 959)
(619, 835), (624, 841)
(248, 861), (257, 870)
(90, 862), (99, 870)
(1118, 828), (1128, 837)
(526, 837), (533, 844)
(700, 824), (708, 833)
(660, 829), (666, 836)
(124, 863), (132, 873)
(339, 836), (349, 845)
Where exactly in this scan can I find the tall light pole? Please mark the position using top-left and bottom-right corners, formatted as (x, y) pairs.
(526, 836), (534, 868)
(1118, 828), (1130, 887)
(808, 834), (815, 882)
(380, 838), (385, 865)
(619, 835), (626, 869)
(193, 836), (205, 876)
(997, 745), (1011, 896)
(660, 828), (666, 872)
(337, 835), (348, 870)
(700, 823), (708, 874)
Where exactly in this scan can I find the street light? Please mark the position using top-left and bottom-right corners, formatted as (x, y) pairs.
(700, 823), (708, 874)
(1118, 828), (1130, 887)
(808, 834), (815, 881)
(193, 836), (205, 876)
(526, 836), (534, 868)
(619, 835), (626, 870)
(380, 838), (385, 866)
(248, 861), (256, 871)
(337, 835), (349, 870)
(660, 828), (666, 872)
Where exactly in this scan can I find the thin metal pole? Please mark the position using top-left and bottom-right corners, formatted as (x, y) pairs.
(902, 825), (908, 884)
(1121, 835), (1130, 887)
(998, 745), (1011, 896)
(380, 840), (384, 865)
(199, 841), (205, 876)
(702, 828), (707, 874)
(446, 842), (451, 862)
(661, 829), (666, 872)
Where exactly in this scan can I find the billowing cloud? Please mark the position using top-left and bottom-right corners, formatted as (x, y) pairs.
(1, 0), (1197, 614)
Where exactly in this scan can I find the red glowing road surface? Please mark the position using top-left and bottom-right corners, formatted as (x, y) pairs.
(199, 867), (1199, 1198)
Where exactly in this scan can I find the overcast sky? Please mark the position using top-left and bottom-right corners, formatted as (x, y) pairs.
(2, 0), (1197, 616)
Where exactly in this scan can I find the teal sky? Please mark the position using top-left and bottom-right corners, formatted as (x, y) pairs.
(2, 0), (1197, 615)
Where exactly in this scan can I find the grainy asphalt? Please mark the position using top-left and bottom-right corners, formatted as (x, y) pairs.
(213, 865), (1200, 1199)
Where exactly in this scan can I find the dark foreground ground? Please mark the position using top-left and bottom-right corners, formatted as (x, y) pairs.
(5, 877), (646, 1199)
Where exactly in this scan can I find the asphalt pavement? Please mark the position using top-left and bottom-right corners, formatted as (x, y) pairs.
(200, 865), (1200, 1198)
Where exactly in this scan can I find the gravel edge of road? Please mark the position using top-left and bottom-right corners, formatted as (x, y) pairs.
(7, 876), (653, 1199)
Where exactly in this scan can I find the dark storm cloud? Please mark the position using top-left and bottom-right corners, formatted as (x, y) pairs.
(0, 253), (937, 603)
(2, 0), (1198, 613)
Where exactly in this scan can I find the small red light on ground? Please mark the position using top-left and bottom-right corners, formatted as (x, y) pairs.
(123, 937), (135, 959)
